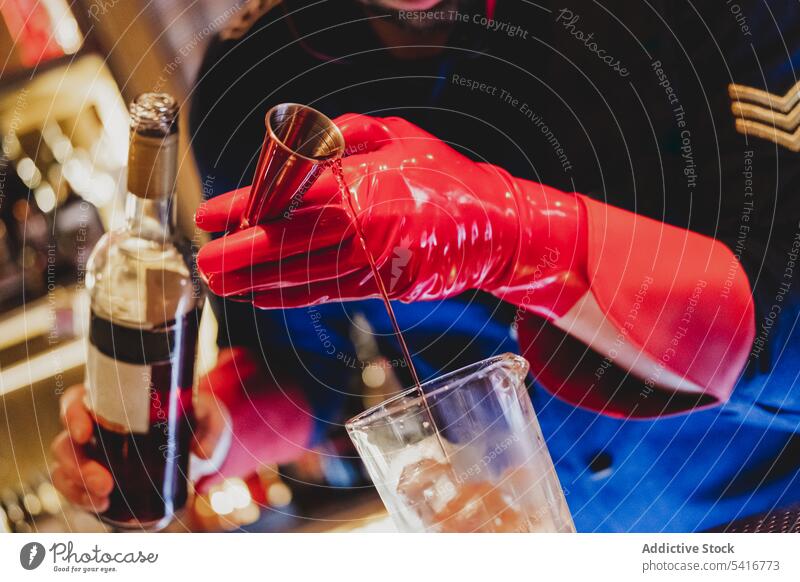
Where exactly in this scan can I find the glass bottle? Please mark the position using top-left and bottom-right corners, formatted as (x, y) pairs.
(83, 93), (202, 530)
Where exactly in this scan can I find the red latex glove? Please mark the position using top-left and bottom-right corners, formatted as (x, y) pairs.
(195, 114), (588, 319)
(195, 113), (755, 419)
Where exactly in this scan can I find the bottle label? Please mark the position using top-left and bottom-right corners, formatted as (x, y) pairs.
(84, 343), (152, 434)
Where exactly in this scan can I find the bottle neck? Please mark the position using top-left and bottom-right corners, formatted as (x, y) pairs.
(124, 191), (174, 240)
(125, 127), (178, 239)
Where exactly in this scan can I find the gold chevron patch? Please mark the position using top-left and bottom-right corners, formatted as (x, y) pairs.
(729, 81), (800, 151)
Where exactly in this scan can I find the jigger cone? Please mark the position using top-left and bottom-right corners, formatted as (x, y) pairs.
(242, 103), (345, 227)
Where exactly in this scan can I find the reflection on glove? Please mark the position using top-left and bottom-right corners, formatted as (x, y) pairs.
(195, 113), (589, 319)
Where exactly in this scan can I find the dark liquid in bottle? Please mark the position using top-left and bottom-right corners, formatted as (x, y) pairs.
(86, 309), (199, 530)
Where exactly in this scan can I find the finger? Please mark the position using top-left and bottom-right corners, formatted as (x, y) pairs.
(205, 243), (364, 297)
(194, 162), (344, 235)
(196, 204), (352, 277)
(192, 393), (228, 460)
(194, 187), (251, 233)
(50, 432), (114, 497)
(334, 113), (393, 154)
(51, 465), (86, 504)
(60, 385), (93, 444)
(52, 465), (110, 512)
(252, 268), (378, 309)
(194, 152), (365, 236)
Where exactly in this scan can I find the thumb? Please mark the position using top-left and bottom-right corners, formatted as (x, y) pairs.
(60, 385), (93, 444)
(334, 113), (393, 156)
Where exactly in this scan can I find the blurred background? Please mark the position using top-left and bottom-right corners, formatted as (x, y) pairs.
(0, 0), (387, 533)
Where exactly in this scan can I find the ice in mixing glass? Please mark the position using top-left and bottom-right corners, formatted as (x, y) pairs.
(346, 354), (575, 533)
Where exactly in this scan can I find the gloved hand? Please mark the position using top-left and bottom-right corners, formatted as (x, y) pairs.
(196, 114), (589, 320)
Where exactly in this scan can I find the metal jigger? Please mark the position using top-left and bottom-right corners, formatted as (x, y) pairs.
(241, 103), (345, 227)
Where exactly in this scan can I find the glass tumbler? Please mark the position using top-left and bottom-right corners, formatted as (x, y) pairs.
(346, 353), (575, 533)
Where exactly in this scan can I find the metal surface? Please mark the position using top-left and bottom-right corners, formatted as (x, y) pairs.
(242, 103), (344, 227)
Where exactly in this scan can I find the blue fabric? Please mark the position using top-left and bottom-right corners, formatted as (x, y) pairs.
(233, 295), (800, 532)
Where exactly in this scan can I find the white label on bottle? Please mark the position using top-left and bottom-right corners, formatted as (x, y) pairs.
(84, 343), (152, 434)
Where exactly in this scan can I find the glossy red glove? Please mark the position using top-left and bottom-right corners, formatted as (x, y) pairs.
(195, 114), (589, 319)
(195, 113), (757, 419)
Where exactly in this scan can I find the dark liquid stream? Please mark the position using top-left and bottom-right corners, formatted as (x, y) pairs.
(331, 161), (421, 389)
(331, 161), (449, 457)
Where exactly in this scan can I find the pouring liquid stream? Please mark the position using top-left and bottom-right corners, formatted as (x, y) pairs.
(331, 160), (450, 459)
